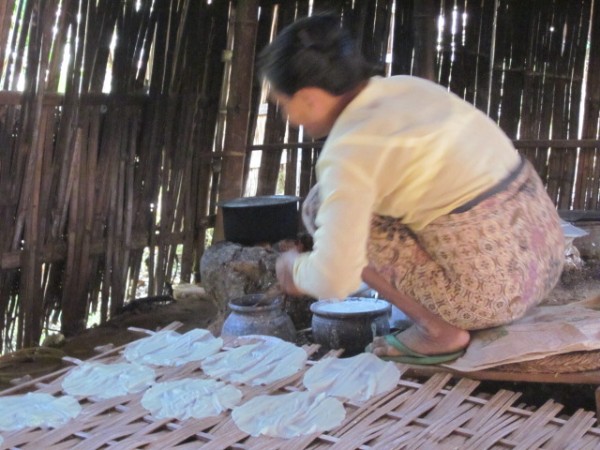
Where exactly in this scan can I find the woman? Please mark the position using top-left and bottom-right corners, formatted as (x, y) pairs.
(260, 14), (564, 363)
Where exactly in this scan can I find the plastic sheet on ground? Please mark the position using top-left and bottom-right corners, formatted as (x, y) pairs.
(444, 296), (600, 372)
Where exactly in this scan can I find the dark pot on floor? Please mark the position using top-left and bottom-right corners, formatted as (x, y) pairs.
(311, 297), (391, 356)
(219, 195), (300, 246)
(221, 294), (297, 342)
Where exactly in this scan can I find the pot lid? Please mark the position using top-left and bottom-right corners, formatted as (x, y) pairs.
(219, 195), (301, 208)
(311, 297), (391, 316)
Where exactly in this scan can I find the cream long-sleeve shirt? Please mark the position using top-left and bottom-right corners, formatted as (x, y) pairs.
(292, 75), (521, 300)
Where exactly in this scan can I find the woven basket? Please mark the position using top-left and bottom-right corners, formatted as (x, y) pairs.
(494, 349), (600, 373)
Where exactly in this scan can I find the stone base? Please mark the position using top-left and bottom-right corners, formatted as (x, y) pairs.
(199, 241), (316, 332)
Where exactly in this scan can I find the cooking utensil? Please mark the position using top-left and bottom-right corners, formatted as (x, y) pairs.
(221, 293), (296, 341)
(310, 297), (391, 356)
(219, 195), (301, 245)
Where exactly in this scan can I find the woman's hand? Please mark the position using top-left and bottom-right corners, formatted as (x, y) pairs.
(275, 250), (305, 296)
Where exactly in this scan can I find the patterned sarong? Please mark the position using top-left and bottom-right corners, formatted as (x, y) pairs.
(303, 158), (564, 330)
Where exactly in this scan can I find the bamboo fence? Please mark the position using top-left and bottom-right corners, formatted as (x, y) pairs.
(0, 0), (599, 353)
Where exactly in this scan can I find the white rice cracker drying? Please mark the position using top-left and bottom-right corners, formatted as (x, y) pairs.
(123, 328), (223, 367)
(0, 393), (81, 431)
(141, 378), (242, 420)
(62, 361), (155, 399)
(303, 352), (400, 402)
(232, 391), (345, 438)
(201, 335), (307, 385)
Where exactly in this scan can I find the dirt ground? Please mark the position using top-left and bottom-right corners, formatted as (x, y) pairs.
(1, 260), (600, 415)
(543, 260), (600, 306)
(0, 296), (219, 390)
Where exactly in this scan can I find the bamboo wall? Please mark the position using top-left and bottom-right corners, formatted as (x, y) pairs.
(0, 0), (231, 350)
(0, 0), (598, 353)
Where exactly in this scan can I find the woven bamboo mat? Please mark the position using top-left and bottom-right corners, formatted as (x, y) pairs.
(2, 322), (600, 450)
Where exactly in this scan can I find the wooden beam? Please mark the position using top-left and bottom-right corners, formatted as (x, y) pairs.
(214, 0), (260, 239)
(513, 139), (600, 148)
(0, 91), (147, 106)
(247, 139), (600, 152)
(412, 0), (436, 80)
(0, 215), (216, 270)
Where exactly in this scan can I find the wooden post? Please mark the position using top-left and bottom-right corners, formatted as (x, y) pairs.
(391, 0), (414, 76)
(256, 101), (286, 196)
(214, 0), (259, 240)
(0, 0), (17, 80)
(18, 0), (59, 347)
(575, 1), (600, 210)
(412, 0), (436, 81)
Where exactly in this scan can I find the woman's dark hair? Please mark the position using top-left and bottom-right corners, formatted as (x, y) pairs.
(257, 13), (372, 96)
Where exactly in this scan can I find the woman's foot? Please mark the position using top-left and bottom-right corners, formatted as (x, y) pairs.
(360, 266), (470, 361)
(369, 322), (470, 358)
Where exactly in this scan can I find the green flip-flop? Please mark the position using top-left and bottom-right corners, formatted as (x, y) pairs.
(366, 332), (465, 365)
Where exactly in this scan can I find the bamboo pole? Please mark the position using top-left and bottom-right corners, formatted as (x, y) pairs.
(412, 0), (436, 81)
(0, 0), (17, 82)
(178, 0), (206, 282)
(243, 0), (275, 195)
(107, 1), (155, 309)
(574, 0), (600, 210)
(520, 7), (543, 169)
(0, 104), (20, 351)
(255, 102), (285, 196)
(353, 0), (372, 62)
(471, 0), (495, 111)
(1, 0), (27, 90)
(284, 125), (298, 196)
(45, 0), (72, 92)
(79, 106), (98, 320)
(370, 0), (393, 65)
(133, 3), (156, 91)
(214, 0), (260, 240)
(391, 0), (413, 76)
(538, 3), (562, 204)
(192, 0), (230, 277)
(134, 0), (172, 298)
(209, 2), (235, 221)
(299, 144), (318, 199)
(294, 0), (316, 201)
(112, 107), (129, 311)
(495, 2), (529, 137)
(57, 0), (90, 337)
(154, 0), (191, 296)
(17, 0), (58, 347)
(556, 2), (586, 209)
(86, 0), (121, 93)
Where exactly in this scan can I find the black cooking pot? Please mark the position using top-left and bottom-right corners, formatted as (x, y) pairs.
(310, 298), (392, 356)
(220, 195), (301, 245)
